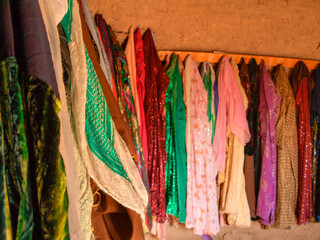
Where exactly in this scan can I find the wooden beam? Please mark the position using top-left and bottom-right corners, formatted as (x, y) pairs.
(158, 50), (320, 70)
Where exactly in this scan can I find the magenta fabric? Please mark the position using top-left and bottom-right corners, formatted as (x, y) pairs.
(256, 60), (281, 226)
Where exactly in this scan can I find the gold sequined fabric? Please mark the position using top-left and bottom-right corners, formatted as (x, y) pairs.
(273, 65), (298, 228)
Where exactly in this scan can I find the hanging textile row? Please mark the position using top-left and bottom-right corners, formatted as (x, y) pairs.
(1, 0), (320, 240)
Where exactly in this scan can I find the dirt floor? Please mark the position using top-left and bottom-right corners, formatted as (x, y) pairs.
(146, 221), (320, 240)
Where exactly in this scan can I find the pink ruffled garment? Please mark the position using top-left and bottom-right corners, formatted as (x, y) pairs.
(213, 56), (251, 173)
(184, 55), (220, 236)
(134, 28), (148, 170)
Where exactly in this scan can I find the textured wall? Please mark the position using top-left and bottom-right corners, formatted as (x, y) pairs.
(87, 0), (320, 239)
(87, 0), (320, 60)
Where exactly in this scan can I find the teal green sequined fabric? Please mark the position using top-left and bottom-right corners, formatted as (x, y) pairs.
(20, 71), (69, 239)
(0, 57), (34, 240)
(165, 54), (187, 222)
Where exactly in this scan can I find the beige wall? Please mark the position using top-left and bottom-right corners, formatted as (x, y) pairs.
(88, 0), (320, 60)
(87, 0), (320, 239)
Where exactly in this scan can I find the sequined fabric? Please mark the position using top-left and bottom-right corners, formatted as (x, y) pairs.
(256, 60), (281, 226)
(94, 14), (117, 99)
(143, 29), (169, 223)
(238, 58), (251, 106)
(293, 62), (314, 225)
(273, 65), (298, 228)
(165, 54), (187, 223)
(184, 56), (220, 236)
(0, 57), (34, 240)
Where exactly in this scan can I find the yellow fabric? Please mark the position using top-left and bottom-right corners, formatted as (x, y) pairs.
(218, 59), (250, 227)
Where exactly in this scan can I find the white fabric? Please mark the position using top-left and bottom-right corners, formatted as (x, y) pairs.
(68, 1), (94, 239)
(37, 1), (84, 239)
(51, 0), (68, 24)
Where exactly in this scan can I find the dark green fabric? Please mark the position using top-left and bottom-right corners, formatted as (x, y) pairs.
(165, 54), (187, 223)
(20, 72), (69, 240)
(0, 56), (34, 240)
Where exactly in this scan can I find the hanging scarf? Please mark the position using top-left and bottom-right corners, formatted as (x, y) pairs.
(201, 62), (216, 142)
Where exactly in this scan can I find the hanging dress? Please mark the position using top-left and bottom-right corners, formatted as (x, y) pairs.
(273, 65), (298, 228)
(165, 54), (187, 223)
(311, 65), (320, 222)
(292, 62), (314, 225)
(143, 29), (170, 223)
(215, 58), (251, 227)
(246, 59), (262, 205)
(256, 60), (281, 226)
(238, 58), (256, 219)
(185, 55), (220, 236)
(135, 28), (149, 174)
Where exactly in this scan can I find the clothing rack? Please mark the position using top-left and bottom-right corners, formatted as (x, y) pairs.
(158, 50), (320, 70)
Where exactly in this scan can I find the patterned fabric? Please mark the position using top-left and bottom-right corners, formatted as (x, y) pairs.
(256, 60), (281, 226)
(143, 29), (169, 223)
(218, 59), (251, 227)
(0, 56), (34, 240)
(293, 62), (314, 225)
(165, 54), (187, 223)
(79, 6), (148, 235)
(201, 62), (216, 142)
(238, 58), (251, 107)
(94, 14), (117, 98)
(184, 55), (219, 236)
(247, 59), (262, 200)
(107, 24), (149, 193)
(245, 59), (260, 156)
(273, 65), (298, 228)
(84, 50), (129, 180)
